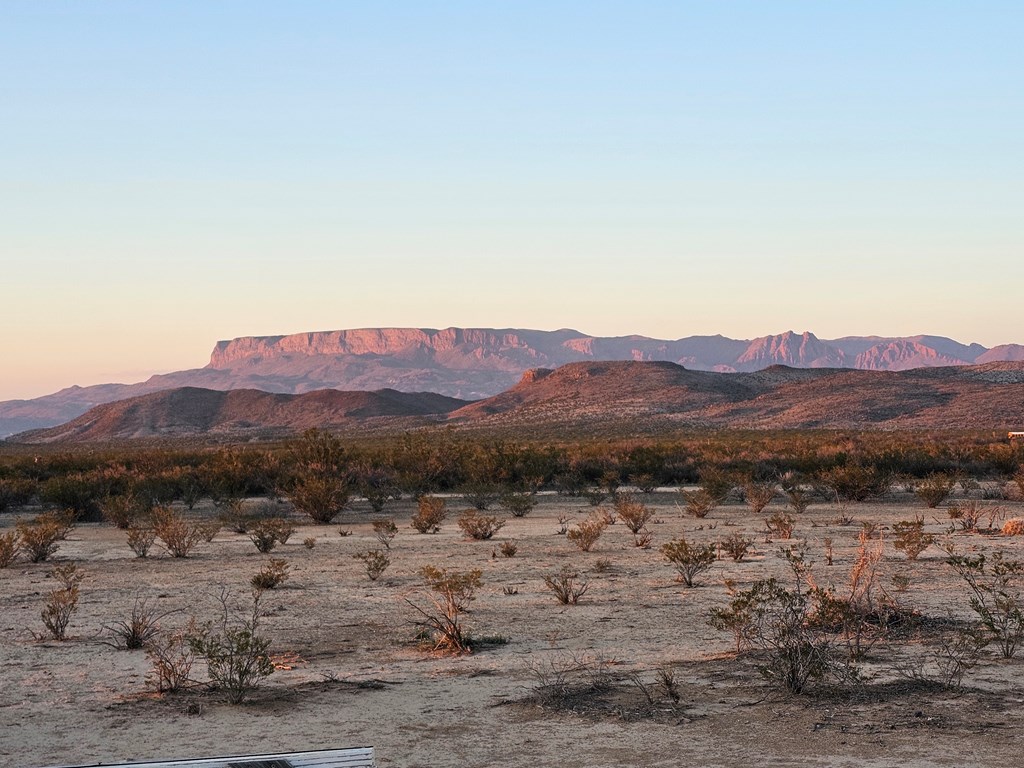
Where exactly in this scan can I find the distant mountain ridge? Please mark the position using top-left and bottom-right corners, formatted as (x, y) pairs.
(3, 326), (1023, 437)
(13, 360), (1024, 443)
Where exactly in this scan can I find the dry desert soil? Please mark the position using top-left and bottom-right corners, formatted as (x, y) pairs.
(3, 491), (1024, 768)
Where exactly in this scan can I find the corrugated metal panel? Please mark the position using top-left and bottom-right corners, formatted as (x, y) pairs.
(43, 748), (375, 768)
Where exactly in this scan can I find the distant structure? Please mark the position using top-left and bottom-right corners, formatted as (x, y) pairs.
(44, 748), (376, 768)
(1009, 431), (1024, 441)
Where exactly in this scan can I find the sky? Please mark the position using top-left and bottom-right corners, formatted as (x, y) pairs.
(2, 2), (1022, 400)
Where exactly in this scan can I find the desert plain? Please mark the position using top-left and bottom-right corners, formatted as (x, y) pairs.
(3, 487), (1024, 768)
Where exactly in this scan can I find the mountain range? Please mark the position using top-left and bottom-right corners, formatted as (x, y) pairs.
(12, 360), (1024, 443)
(4, 326), (1024, 437)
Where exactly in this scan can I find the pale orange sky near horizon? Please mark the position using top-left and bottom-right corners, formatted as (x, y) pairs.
(3, 3), (1021, 401)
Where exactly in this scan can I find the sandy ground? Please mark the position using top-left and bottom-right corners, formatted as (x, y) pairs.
(2, 490), (1024, 768)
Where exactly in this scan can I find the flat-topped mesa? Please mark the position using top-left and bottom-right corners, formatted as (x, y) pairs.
(208, 327), (555, 368)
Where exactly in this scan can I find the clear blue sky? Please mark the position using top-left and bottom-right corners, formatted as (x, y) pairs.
(2, 2), (1021, 399)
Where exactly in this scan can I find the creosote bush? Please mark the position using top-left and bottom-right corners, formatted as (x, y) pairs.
(613, 493), (654, 533)
(567, 515), (607, 552)
(915, 474), (956, 508)
(0, 531), (20, 568)
(408, 566), (482, 654)
(499, 492), (537, 517)
(744, 482), (776, 514)
(720, 533), (754, 562)
(411, 496), (447, 534)
(457, 509), (506, 540)
(126, 525), (157, 558)
(189, 589), (274, 704)
(17, 516), (66, 563)
(41, 564), (83, 641)
(373, 518), (398, 549)
(152, 507), (203, 558)
(681, 489), (717, 518)
(661, 536), (716, 587)
(146, 620), (199, 693)
(892, 517), (935, 560)
(946, 549), (1024, 658)
(765, 512), (796, 540)
(354, 549), (391, 581)
(247, 517), (294, 553)
(251, 558), (290, 590)
(286, 428), (351, 524)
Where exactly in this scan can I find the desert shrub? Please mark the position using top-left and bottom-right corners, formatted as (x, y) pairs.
(698, 468), (735, 503)
(946, 550), (1024, 658)
(151, 507), (202, 558)
(584, 489), (608, 507)
(613, 493), (654, 533)
(662, 537), (716, 587)
(17, 517), (63, 563)
(41, 564), (83, 641)
(407, 567), (482, 654)
(721, 533), (754, 562)
(457, 509), (505, 540)
(709, 577), (844, 694)
(302, 536), (317, 549)
(189, 590), (274, 704)
(251, 558), (290, 590)
(765, 512), (795, 540)
(633, 527), (653, 548)
(497, 540), (518, 558)
(100, 492), (149, 529)
(785, 487), (811, 514)
(411, 496), (447, 533)
(681, 489), (716, 518)
(353, 549), (391, 581)
(463, 480), (500, 510)
(631, 473), (658, 494)
(499, 492), (537, 517)
(543, 566), (590, 605)
(196, 520), (222, 543)
(947, 500), (986, 532)
(0, 477), (35, 513)
(816, 464), (891, 503)
(286, 428), (351, 524)
(247, 517), (294, 553)
(744, 482), (776, 514)
(915, 474), (956, 508)
(892, 517), (935, 560)
(126, 525), (157, 558)
(37, 510), (76, 539)
(146, 620), (199, 693)
(38, 473), (104, 521)
(0, 531), (19, 567)
(373, 518), (398, 549)
(355, 465), (401, 513)
(104, 598), (169, 650)
(567, 515), (607, 552)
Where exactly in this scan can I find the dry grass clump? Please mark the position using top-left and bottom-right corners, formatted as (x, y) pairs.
(457, 509), (506, 540)
(411, 496), (447, 533)
(104, 598), (170, 650)
(543, 566), (590, 605)
(1001, 518), (1024, 536)
(720, 533), (754, 562)
(765, 511), (795, 539)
